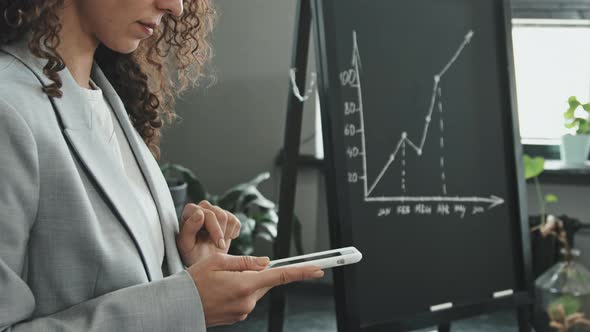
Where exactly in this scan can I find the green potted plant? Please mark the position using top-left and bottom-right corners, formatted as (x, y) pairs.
(524, 155), (590, 332)
(524, 155), (558, 229)
(160, 163), (205, 218)
(562, 96), (590, 166)
(160, 164), (304, 257)
(524, 155), (561, 277)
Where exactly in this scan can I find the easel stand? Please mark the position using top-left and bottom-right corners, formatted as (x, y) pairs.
(267, 1), (313, 332)
(438, 322), (451, 332)
(432, 305), (531, 332)
(268, 0), (532, 331)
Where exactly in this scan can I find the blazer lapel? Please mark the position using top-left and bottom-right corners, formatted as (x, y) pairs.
(91, 65), (185, 274)
(0, 40), (162, 280)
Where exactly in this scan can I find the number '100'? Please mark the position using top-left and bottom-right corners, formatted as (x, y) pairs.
(340, 69), (358, 86)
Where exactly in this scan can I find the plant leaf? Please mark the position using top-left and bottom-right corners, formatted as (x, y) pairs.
(160, 163), (208, 202)
(229, 242), (254, 256)
(186, 177), (208, 203)
(217, 173), (273, 211)
(250, 208), (277, 224)
(221, 173), (271, 196)
(549, 295), (581, 318)
(255, 221), (278, 239)
(160, 163), (170, 173)
(564, 97), (580, 120)
(567, 96), (581, 111)
(207, 194), (220, 206)
(244, 196), (276, 212)
(565, 118), (580, 129)
(239, 193), (260, 209)
(237, 187), (275, 211)
(578, 119), (590, 134)
(235, 212), (256, 238)
(217, 189), (243, 211)
(523, 155), (545, 180)
(256, 231), (274, 243)
(169, 164), (198, 181)
(565, 121), (577, 129)
(247, 172), (271, 187)
(228, 213), (257, 255)
(545, 194), (558, 203)
(160, 163), (182, 186)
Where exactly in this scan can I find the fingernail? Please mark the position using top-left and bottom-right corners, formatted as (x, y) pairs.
(218, 238), (226, 250)
(311, 270), (324, 278)
(256, 256), (270, 266)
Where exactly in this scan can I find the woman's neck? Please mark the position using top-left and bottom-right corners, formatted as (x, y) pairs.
(56, 3), (99, 89)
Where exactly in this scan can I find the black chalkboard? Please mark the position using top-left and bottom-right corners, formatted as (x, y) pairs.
(311, 0), (532, 330)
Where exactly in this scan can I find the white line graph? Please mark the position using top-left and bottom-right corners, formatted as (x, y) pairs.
(342, 29), (505, 210)
(365, 30), (473, 196)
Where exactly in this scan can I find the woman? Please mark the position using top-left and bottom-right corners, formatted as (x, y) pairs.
(0, 0), (324, 330)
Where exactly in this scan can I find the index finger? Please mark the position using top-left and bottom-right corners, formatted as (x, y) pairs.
(201, 208), (226, 250)
(251, 265), (324, 290)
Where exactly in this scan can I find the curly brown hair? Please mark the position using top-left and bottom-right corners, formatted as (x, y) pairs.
(0, 0), (216, 159)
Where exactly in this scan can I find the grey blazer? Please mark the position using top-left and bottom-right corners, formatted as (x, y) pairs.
(0, 40), (206, 331)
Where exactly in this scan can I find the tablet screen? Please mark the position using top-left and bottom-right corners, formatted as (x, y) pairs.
(269, 252), (342, 268)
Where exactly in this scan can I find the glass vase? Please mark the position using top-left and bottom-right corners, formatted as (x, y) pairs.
(535, 249), (590, 332)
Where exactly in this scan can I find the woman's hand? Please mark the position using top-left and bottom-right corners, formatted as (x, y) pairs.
(176, 200), (241, 267)
(187, 253), (324, 327)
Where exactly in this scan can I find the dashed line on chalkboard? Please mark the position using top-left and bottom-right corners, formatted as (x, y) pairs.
(438, 87), (448, 195)
(401, 140), (406, 193)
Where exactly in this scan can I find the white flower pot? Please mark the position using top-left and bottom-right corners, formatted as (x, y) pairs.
(560, 134), (590, 166)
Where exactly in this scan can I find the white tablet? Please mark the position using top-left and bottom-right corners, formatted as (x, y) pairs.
(267, 247), (363, 270)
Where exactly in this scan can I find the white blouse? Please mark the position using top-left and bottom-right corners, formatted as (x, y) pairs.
(81, 81), (165, 271)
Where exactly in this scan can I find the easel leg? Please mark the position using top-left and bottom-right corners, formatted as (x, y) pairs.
(517, 306), (532, 332)
(267, 0), (313, 331)
(438, 322), (451, 332)
(268, 287), (287, 332)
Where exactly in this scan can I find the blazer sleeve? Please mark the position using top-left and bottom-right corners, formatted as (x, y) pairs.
(0, 99), (207, 331)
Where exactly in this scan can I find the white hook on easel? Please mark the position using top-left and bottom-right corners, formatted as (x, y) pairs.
(290, 68), (317, 102)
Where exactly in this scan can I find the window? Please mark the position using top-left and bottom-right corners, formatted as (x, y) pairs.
(513, 19), (590, 145)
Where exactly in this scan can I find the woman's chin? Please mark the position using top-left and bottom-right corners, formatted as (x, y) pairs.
(103, 39), (141, 54)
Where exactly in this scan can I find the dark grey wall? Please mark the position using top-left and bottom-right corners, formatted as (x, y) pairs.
(161, 0), (296, 195)
(160, 0), (322, 256)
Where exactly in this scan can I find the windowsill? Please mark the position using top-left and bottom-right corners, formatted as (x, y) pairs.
(533, 160), (590, 184)
(543, 160), (590, 173)
(523, 143), (560, 160)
